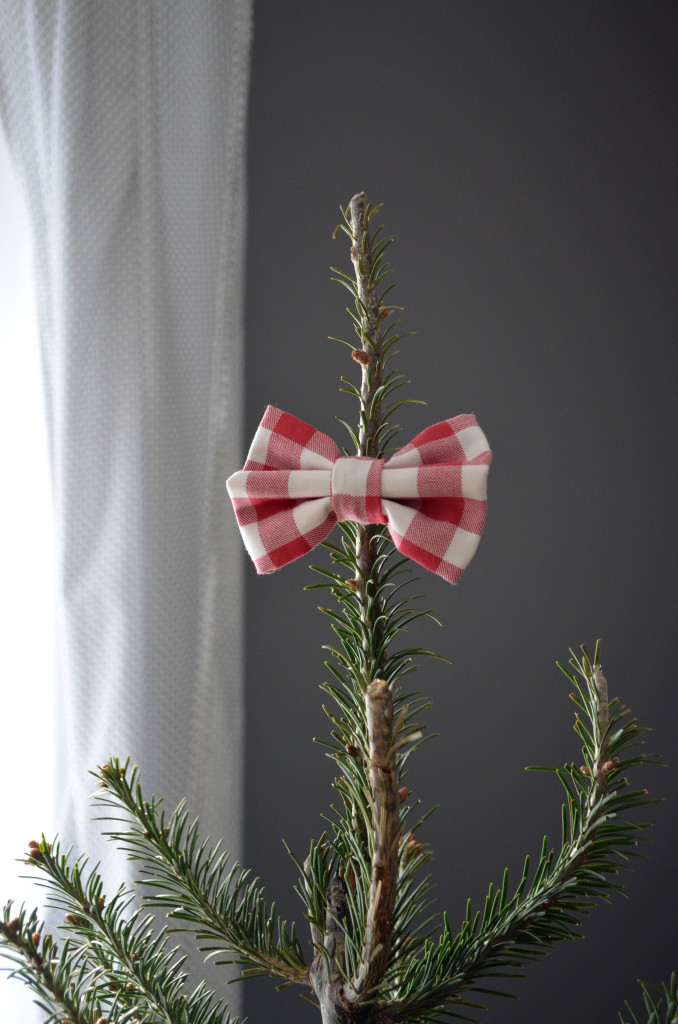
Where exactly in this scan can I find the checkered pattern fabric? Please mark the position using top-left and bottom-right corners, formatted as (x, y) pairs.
(227, 405), (492, 583)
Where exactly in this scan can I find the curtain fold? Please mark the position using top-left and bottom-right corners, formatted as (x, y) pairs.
(0, 1), (251, 1014)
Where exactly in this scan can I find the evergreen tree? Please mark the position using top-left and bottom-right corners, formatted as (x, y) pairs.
(1, 193), (666, 1024)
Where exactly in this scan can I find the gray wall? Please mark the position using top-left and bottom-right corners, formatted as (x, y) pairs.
(243, 3), (678, 1021)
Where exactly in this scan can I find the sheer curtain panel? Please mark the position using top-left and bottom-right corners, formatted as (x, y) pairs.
(0, 2), (251, 1014)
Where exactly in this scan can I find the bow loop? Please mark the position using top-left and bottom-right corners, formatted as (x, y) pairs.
(227, 406), (492, 584)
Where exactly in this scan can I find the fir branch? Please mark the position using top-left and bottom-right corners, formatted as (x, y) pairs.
(305, 193), (439, 1022)
(93, 758), (310, 988)
(0, 902), (90, 1024)
(375, 645), (662, 1023)
(619, 972), (677, 1024)
(1, 838), (239, 1024)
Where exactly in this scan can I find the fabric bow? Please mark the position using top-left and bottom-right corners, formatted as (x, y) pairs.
(226, 406), (492, 584)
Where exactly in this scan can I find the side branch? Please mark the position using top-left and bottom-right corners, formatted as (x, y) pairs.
(374, 647), (661, 1022)
(95, 759), (310, 988)
(0, 910), (84, 1024)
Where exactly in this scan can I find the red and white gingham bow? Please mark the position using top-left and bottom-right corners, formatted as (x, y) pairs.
(226, 406), (492, 584)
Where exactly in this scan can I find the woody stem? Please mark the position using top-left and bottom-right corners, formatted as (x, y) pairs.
(346, 192), (399, 1004)
(349, 191), (387, 670)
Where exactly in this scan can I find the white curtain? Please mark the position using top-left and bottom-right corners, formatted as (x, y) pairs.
(0, 1), (251, 1017)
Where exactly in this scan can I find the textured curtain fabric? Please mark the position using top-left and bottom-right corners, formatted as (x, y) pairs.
(0, 1), (251, 1015)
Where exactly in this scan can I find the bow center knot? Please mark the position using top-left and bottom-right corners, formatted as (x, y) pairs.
(330, 456), (388, 525)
